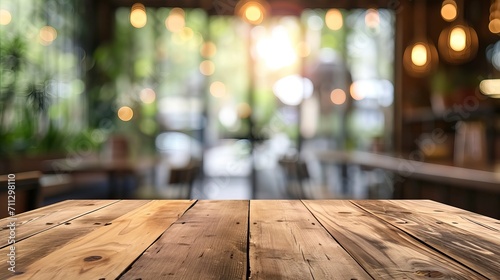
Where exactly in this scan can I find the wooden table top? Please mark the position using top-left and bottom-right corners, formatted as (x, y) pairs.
(1, 200), (499, 279)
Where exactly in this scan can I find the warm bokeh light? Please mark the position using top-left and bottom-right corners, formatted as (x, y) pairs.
(0, 9), (12, 25)
(441, 1), (457, 22)
(130, 3), (147, 28)
(479, 79), (500, 96)
(403, 40), (438, 77)
(350, 83), (365, 101)
(411, 43), (428, 67)
(199, 60), (215, 76)
(200, 41), (217, 58)
(450, 26), (466, 52)
(140, 88), (156, 104)
(296, 42), (311, 57)
(438, 24), (478, 64)
(237, 103), (252, 119)
(39, 26), (57, 46)
(246, 6), (262, 22)
(365, 9), (379, 29)
(118, 106), (134, 121)
(255, 26), (297, 70)
(489, 19), (500, 34)
(330, 89), (346, 105)
(210, 81), (226, 98)
(179, 27), (194, 40)
(325, 9), (343, 31)
(237, 1), (266, 25)
(165, 8), (185, 32)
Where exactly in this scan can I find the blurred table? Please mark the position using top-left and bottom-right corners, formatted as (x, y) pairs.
(1, 199), (498, 279)
(42, 157), (158, 198)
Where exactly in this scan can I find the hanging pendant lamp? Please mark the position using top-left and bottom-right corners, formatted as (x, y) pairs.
(403, 0), (438, 77)
(438, 0), (478, 64)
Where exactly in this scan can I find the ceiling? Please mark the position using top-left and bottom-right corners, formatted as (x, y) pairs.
(105, 0), (399, 15)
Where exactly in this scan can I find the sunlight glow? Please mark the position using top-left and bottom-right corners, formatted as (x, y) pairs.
(255, 26), (297, 70)
(273, 75), (313, 106)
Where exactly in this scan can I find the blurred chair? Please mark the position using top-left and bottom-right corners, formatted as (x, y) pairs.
(0, 171), (42, 218)
(148, 159), (200, 199)
(278, 157), (308, 199)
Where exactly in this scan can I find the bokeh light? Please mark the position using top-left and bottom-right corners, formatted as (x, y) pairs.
(130, 3), (147, 28)
(489, 19), (500, 34)
(411, 43), (428, 67)
(237, 103), (252, 119)
(450, 26), (466, 52)
(199, 60), (215, 76)
(118, 106), (134, 121)
(210, 81), (226, 98)
(39, 26), (57, 46)
(296, 42), (311, 57)
(237, 1), (267, 25)
(441, 1), (457, 22)
(0, 9), (12, 25)
(325, 9), (343, 31)
(350, 83), (365, 101)
(165, 8), (185, 32)
(200, 41), (217, 58)
(365, 9), (379, 29)
(330, 89), (346, 105)
(140, 88), (156, 104)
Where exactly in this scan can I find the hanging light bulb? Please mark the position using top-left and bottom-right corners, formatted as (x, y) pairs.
(441, 0), (457, 22)
(404, 40), (439, 77)
(489, 0), (500, 34)
(403, 0), (438, 77)
(438, 0), (478, 64)
(235, 0), (270, 25)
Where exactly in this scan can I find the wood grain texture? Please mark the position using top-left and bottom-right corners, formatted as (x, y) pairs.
(10, 200), (195, 280)
(249, 200), (371, 280)
(393, 199), (500, 234)
(121, 200), (248, 280)
(0, 200), (118, 248)
(303, 200), (486, 279)
(0, 200), (151, 279)
(353, 200), (500, 279)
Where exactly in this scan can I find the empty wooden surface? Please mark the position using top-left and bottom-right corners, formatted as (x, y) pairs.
(1, 199), (498, 279)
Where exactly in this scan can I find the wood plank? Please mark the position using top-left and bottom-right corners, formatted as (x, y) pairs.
(249, 200), (371, 280)
(303, 200), (486, 279)
(353, 200), (500, 279)
(393, 199), (500, 233)
(0, 200), (119, 248)
(10, 200), (195, 279)
(120, 200), (248, 280)
(0, 200), (151, 279)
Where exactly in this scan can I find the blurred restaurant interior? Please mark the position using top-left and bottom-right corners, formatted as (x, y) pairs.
(1, 0), (499, 218)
